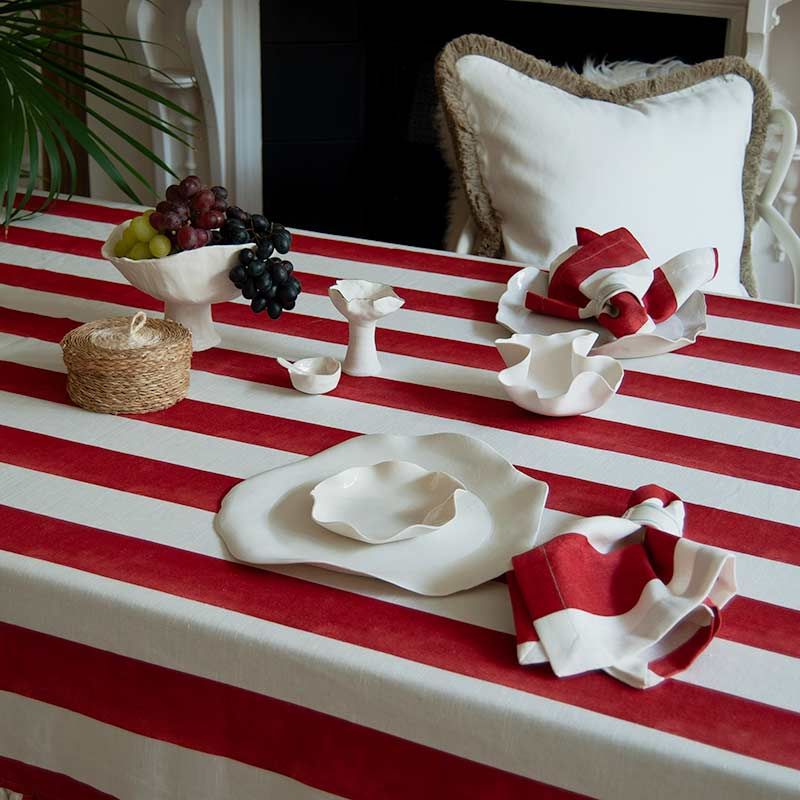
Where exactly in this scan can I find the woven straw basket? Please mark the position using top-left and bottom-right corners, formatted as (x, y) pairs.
(60, 312), (192, 414)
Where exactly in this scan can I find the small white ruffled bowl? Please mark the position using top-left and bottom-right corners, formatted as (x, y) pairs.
(278, 356), (341, 394)
(495, 330), (623, 417)
(310, 460), (465, 544)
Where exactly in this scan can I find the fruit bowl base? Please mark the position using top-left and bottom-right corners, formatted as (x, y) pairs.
(164, 301), (220, 351)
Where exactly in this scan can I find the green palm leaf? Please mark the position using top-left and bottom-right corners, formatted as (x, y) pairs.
(0, 0), (199, 227)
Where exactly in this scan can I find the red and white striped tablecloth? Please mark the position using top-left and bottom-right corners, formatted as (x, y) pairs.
(1, 196), (799, 800)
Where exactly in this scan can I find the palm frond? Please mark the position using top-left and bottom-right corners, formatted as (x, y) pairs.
(3, 15), (196, 99)
(0, 0), (199, 226)
(10, 42), (196, 141)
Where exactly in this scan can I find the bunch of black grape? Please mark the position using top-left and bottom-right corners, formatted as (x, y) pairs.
(217, 205), (292, 257)
(228, 242), (302, 320)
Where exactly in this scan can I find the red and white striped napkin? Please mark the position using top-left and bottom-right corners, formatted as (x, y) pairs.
(525, 228), (718, 339)
(508, 485), (736, 688)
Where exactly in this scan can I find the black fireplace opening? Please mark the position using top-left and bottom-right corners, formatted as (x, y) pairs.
(260, 1), (727, 250)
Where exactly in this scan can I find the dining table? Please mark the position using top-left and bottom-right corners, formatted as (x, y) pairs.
(0, 195), (799, 800)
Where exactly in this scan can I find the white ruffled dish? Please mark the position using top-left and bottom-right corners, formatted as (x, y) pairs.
(496, 267), (707, 359)
(278, 356), (341, 395)
(496, 331), (623, 416)
(310, 460), (466, 544)
(215, 432), (548, 596)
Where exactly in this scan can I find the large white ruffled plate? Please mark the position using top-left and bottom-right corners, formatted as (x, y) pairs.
(216, 432), (548, 596)
(496, 267), (707, 359)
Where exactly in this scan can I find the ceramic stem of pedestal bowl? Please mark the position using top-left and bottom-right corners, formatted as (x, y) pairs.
(342, 320), (381, 376)
(161, 301), (219, 350)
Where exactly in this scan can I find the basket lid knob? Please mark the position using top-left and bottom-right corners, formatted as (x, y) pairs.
(129, 311), (148, 342)
(87, 311), (158, 350)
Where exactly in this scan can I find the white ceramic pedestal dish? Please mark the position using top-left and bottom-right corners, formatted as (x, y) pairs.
(102, 220), (243, 351)
(310, 460), (466, 544)
(278, 356), (341, 394)
(496, 331), (623, 416)
(497, 267), (707, 359)
(328, 280), (404, 376)
(216, 432), (548, 596)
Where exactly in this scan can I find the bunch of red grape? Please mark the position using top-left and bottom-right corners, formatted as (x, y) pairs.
(146, 175), (294, 260)
(148, 175), (228, 252)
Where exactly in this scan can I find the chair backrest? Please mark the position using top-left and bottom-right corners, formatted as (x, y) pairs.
(757, 108), (800, 303)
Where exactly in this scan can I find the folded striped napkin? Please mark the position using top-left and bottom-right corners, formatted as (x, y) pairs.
(525, 228), (718, 339)
(508, 485), (736, 689)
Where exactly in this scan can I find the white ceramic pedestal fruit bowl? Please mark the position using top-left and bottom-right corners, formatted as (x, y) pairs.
(328, 279), (404, 376)
(310, 460), (466, 544)
(102, 220), (243, 351)
(496, 267), (707, 359)
(278, 356), (342, 395)
(496, 331), (624, 416)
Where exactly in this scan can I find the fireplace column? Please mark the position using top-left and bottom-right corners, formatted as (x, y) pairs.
(125, 0), (262, 211)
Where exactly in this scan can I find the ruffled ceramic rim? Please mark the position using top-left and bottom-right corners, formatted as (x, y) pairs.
(101, 219), (245, 267)
(328, 279), (404, 305)
(496, 266), (707, 359)
(278, 356), (341, 378)
(309, 460), (466, 544)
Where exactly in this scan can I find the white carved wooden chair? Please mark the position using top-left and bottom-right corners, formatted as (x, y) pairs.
(756, 108), (800, 302)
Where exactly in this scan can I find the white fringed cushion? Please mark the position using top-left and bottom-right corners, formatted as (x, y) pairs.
(436, 36), (771, 297)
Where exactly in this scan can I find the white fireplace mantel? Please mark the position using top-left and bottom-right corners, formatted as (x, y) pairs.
(518, 0), (795, 70)
(744, 0), (796, 71)
(126, 0), (793, 212)
(125, 0), (795, 209)
(125, 0), (262, 212)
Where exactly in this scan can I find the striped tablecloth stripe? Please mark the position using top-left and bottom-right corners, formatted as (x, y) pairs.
(1, 197), (799, 799)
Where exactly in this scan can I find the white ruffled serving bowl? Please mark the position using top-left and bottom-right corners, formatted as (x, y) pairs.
(102, 220), (243, 351)
(310, 460), (465, 544)
(496, 330), (624, 416)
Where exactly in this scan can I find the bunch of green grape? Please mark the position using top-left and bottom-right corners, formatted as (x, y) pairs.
(113, 211), (171, 260)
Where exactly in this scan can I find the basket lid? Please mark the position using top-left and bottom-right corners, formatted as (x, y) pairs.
(89, 311), (161, 350)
